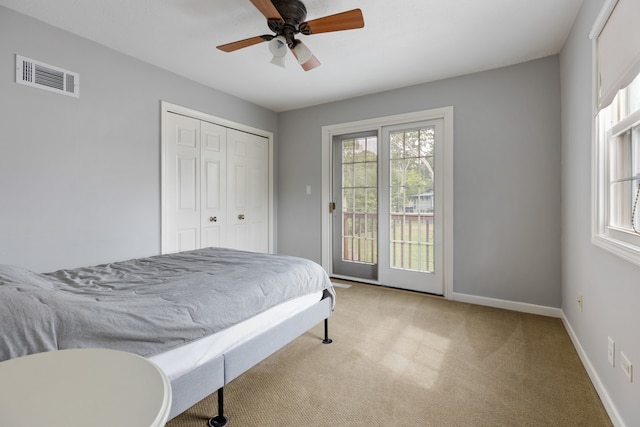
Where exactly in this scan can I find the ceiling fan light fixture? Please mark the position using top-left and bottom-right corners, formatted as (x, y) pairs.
(268, 35), (288, 68)
(270, 54), (287, 68)
(292, 40), (312, 64)
(291, 40), (321, 71)
(269, 36), (288, 56)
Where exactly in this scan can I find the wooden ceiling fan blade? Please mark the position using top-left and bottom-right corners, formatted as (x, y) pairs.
(249, 0), (284, 21)
(217, 35), (269, 53)
(300, 9), (364, 35)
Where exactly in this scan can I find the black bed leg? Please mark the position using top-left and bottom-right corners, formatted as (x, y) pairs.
(208, 387), (229, 427)
(322, 318), (333, 344)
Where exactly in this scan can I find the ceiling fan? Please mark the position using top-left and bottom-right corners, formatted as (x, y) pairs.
(216, 0), (365, 71)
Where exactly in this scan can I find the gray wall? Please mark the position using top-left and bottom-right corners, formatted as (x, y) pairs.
(0, 7), (278, 272)
(561, 0), (640, 425)
(278, 56), (562, 308)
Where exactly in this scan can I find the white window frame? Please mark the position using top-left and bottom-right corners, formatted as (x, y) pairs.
(591, 0), (640, 266)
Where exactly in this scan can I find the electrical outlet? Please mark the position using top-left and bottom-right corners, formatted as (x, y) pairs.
(578, 294), (583, 312)
(620, 352), (633, 382)
(608, 337), (615, 367)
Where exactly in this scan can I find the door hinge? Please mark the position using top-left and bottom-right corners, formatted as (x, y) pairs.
(329, 202), (336, 213)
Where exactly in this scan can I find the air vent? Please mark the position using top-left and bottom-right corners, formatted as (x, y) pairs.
(16, 55), (79, 98)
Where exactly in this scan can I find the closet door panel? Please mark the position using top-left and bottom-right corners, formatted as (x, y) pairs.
(200, 122), (227, 248)
(227, 130), (251, 250)
(164, 113), (201, 253)
(249, 137), (269, 253)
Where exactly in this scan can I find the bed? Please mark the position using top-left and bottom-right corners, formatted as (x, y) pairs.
(0, 247), (335, 426)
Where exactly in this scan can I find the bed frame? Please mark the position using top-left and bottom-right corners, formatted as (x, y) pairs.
(168, 289), (334, 426)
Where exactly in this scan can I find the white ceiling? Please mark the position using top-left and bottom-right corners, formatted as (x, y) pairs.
(0, 0), (583, 112)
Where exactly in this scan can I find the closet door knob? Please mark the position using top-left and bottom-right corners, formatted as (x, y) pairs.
(238, 214), (245, 220)
(209, 216), (217, 222)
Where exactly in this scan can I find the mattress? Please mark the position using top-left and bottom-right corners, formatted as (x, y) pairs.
(0, 248), (334, 361)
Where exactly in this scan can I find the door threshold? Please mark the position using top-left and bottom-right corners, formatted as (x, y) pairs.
(330, 276), (444, 298)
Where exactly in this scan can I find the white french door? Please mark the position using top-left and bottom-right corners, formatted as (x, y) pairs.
(332, 131), (379, 281)
(378, 120), (443, 294)
(325, 109), (452, 296)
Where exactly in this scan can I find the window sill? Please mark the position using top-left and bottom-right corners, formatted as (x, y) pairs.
(592, 232), (640, 268)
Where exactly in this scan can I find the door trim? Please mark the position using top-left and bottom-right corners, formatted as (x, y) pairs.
(160, 101), (275, 254)
(321, 107), (454, 298)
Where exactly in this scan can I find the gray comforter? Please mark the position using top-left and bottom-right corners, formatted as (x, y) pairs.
(0, 248), (334, 361)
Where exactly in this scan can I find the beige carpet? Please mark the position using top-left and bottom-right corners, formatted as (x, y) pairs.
(168, 282), (612, 427)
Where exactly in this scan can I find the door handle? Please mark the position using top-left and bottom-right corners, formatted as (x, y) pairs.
(238, 214), (245, 220)
(209, 216), (217, 222)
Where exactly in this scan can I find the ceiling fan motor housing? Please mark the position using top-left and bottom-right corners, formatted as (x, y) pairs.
(268, 0), (308, 47)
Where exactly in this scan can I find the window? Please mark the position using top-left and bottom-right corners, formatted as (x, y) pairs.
(596, 75), (640, 243)
(591, 0), (640, 265)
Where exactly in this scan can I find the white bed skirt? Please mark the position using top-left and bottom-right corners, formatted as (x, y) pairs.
(148, 291), (323, 382)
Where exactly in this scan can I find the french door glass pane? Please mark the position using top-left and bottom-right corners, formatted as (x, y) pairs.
(389, 126), (435, 272)
(341, 136), (378, 264)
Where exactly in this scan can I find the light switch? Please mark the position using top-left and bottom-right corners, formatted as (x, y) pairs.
(306, 185), (311, 195)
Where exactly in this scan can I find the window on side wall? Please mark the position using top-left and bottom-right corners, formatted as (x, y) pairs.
(591, 0), (640, 265)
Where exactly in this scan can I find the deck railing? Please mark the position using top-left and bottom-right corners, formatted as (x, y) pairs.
(341, 212), (434, 272)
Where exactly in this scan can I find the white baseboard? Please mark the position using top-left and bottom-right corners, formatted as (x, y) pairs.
(451, 292), (563, 318)
(561, 314), (625, 427)
(451, 291), (624, 427)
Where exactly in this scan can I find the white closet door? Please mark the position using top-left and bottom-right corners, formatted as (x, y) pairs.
(227, 129), (269, 253)
(200, 122), (227, 248)
(250, 135), (269, 252)
(162, 111), (270, 254)
(164, 113), (201, 253)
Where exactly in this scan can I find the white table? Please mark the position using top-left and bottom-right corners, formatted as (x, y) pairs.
(0, 348), (172, 427)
